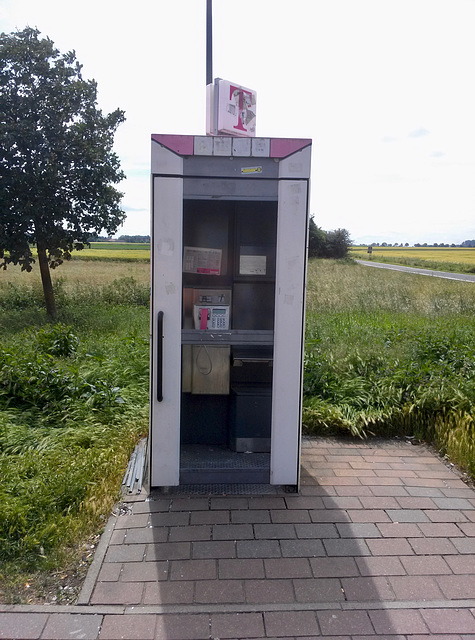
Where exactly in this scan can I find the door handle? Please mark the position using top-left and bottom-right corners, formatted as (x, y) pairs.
(157, 311), (164, 402)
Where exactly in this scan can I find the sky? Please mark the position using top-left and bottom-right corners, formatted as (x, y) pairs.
(1, 0), (474, 245)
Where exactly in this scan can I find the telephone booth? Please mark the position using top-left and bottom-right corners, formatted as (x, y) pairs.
(150, 134), (311, 489)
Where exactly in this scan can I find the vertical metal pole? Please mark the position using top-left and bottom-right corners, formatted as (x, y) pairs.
(206, 0), (212, 85)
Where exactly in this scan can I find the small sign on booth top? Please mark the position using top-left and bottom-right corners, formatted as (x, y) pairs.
(207, 78), (257, 137)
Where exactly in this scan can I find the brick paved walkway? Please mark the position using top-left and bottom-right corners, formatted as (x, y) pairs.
(1, 437), (474, 639)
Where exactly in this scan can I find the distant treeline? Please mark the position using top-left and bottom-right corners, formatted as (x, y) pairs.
(90, 235), (151, 243)
(367, 240), (475, 248)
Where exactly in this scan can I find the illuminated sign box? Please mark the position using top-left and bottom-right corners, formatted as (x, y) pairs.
(207, 78), (257, 137)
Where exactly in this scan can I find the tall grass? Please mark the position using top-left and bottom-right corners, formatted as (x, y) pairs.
(0, 273), (150, 602)
(304, 259), (475, 478)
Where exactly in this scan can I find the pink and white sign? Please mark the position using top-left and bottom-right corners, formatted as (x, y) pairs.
(207, 79), (257, 137)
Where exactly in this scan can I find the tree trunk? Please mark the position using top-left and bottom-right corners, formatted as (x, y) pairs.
(37, 242), (57, 320)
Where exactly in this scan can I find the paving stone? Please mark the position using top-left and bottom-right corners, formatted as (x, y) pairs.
(369, 608), (429, 634)
(284, 496), (325, 509)
(218, 558), (265, 579)
(41, 614), (102, 640)
(114, 513), (150, 529)
(143, 581), (194, 605)
(248, 497), (286, 510)
(124, 527), (167, 544)
(405, 486), (445, 497)
(154, 614), (211, 639)
(109, 529), (126, 544)
(237, 539), (281, 558)
(300, 485), (337, 497)
(295, 523), (339, 539)
(149, 512), (190, 527)
(244, 578), (295, 603)
(170, 558), (217, 581)
(97, 563), (122, 581)
(0, 612), (48, 639)
(211, 613), (265, 639)
(445, 555), (475, 574)
(169, 497), (209, 511)
(451, 537), (475, 553)
(264, 557), (312, 578)
(120, 561), (168, 581)
(293, 577), (345, 603)
(322, 496), (363, 509)
(212, 523), (254, 539)
(418, 522), (465, 537)
(395, 496), (438, 509)
(346, 509), (391, 523)
(270, 509), (311, 523)
(192, 540), (236, 559)
(360, 496), (400, 509)
(231, 509), (270, 523)
(336, 522), (381, 538)
(91, 581), (143, 605)
(195, 578), (245, 603)
(355, 555), (405, 576)
(376, 522), (423, 537)
(360, 476), (403, 485)
(386, 509), (430, 523)
(323, 538), (371, 556)
(365, 537), (414, 556)
(309, 509), (351, 523)
(280, 538), (326, 558)
(341, 576), (395, 601)
(99, 614), (156, 639)
(210, 497), (249, 510)
(145, 541), (190, 561)
(421, 609), (475, 634)
(131, 498), (170, 513)
(409, 537), (458, 555)
(190, 510), (229, 524)
(254, 523), (296, 539)
(387, 575), (444, 600)
(168, 524), (211, 541)
(427, 509), (470, 523)
(334, 485), (374, 496)
(104, 543), (146, 563)
(317, 610), (374, 636)
(310, 556), (359, 578)
(400, 554), (452, 575)
(264, 610), (319, 637)
(434, 497), (475, 510)
(437, 575), (475, 599)
(458, 522), (475, 536)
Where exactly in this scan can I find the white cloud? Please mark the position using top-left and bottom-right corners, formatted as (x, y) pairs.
(2, 0), (474, 243)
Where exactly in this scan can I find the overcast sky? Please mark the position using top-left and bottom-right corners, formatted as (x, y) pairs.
(2, 0), (474, 244)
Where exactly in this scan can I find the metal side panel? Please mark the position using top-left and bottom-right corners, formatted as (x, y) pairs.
(270, 178), (309, 487)
(150, 175), (183, 487)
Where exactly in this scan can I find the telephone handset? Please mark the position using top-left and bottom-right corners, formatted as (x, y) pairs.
(194, 305), (230, 330)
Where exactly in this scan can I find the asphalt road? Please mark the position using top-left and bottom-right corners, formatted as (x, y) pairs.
(355, 259), (475, 283)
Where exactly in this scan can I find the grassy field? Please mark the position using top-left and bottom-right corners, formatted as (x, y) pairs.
(0, 255), (474, 603)
(304, 258), (475, 480)
(350, 245), (475, 274)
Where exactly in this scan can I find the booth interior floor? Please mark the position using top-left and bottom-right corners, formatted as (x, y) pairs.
(179, 444), (271, 485)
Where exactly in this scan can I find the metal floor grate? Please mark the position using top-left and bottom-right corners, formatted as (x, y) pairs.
(180, 444), (270, 470)
(160, 483), (281, 495)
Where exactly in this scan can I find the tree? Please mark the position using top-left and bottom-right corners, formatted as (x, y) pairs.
(308, 218), (328, 258)
(0, 28), (126, 319)
(325, 228), (351, 259)
(307, 219), (352, 259)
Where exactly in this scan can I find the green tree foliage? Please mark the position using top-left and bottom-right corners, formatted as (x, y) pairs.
(0, 28), (126, 318)
(308, 218), (351, 259)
